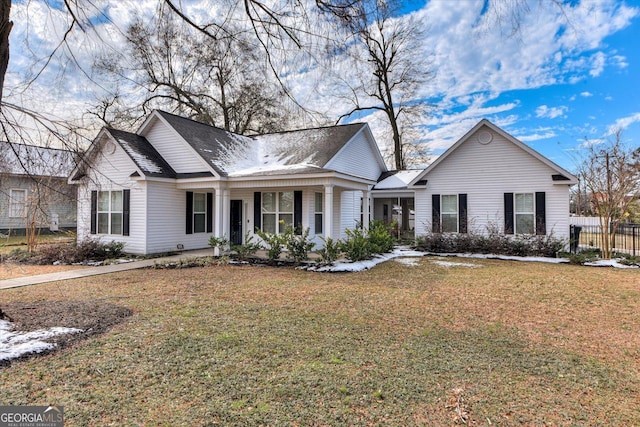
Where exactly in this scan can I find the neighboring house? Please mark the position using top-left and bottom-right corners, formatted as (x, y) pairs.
(69, 110), (387, 255)
(0, 142), (77, 235)
(372, 119), (578, 240)
(69, 112), (577, 255)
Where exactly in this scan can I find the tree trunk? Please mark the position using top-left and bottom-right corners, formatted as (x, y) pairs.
(0, 0), (12, 105)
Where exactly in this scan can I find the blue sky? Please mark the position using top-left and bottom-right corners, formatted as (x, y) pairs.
(6, 0), (640, 173)
(385, 0), (640, 172)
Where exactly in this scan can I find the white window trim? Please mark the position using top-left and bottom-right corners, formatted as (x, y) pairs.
(192, 192), (207, 234)
(441, 194), (458, 233)
(262, 191), (294, 234)
(97, 190), (123, 235)
(314, 192), (323, 235)
(514, 193), (535, 235)
(9, 189), (27, 218)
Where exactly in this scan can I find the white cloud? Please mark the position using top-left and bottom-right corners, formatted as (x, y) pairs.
(581, 91), (594, 97)
(536, 105), (568, 119)
(589, 52), (606, 77)
(607, 112), (640, 135)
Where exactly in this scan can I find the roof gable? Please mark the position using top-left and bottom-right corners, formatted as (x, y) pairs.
(409, 119), (578, 186)
(152, 110), (375, 178)
(106, 129), (177, 178)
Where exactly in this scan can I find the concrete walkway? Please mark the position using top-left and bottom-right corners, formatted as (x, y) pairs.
(0, 249), (214, 290)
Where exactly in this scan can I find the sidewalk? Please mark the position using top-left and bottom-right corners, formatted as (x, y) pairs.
(0, 249), (214, 290)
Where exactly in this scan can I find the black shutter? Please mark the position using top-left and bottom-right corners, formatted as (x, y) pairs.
(254, 192), (261, 231)
(90, 190), (97, 234)
(206, 192), (213, 233)
(294, 190), (303, 235)
(535, 192), (546, 235)
(432, 194), (441, 233)
(504, 193), (514, 234)
(186, 191), (193, 234)
(458, 194), (468, 234)
(122, 189), (130, 236)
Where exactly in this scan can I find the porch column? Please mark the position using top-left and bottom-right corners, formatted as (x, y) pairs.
(222, 189), (230, 238)
(324, 185), (334, 239)
(214, 185), (224, 238)
(362, 189), (370, 230)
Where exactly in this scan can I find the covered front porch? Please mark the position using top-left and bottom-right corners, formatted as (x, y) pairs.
(174, 173), (376, 250)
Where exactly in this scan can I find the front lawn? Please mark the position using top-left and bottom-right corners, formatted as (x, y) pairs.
(1, 258), (638, 425)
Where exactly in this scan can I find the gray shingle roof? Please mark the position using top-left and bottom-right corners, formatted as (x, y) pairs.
(107, 129), (177, 178)
(155, 111), (366, 177)
(0, 142), (76, 178)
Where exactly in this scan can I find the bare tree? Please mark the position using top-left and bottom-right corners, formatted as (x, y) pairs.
(93, 9), (292, 134)
(327, 0), (432, 170)
(576, 130), (640, 259)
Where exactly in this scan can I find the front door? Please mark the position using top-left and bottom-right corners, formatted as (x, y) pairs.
(230, 200), (243, 245)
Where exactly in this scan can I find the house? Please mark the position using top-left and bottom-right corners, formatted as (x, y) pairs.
(69, 110), (387, 255)
(372, 119), (578, 240)
(70, 112), (577, 255)
(0, 142), (77, 235)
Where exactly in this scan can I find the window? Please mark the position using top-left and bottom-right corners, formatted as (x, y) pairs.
(441, 195), (458, 233)
(9, 189), (27, 218)
(515, 193), (534, 234)
(193, 193), (206, 233)
(262, 191), (293, 234)
(315, 192), (323, 234)
(97, 190), (123, 235)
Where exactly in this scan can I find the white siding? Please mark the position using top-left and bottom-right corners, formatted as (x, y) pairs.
(76, 143), (147, 254)
(414, 126), (573, 240)
(325, 131), (384, 181)
(340, 190), (363, 238)
(145, 182), (215, 253)
(143, 119), (210, 174)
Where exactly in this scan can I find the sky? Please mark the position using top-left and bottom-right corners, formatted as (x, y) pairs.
(6, 0), (640, 173)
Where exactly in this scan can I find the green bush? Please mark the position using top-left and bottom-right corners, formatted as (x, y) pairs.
(255, 228), (285, 262)
(283, 226), (315, 263)
(208, 235), (230, 255)
(231, 233), (262, 261)
(367, 220), (395, 254)
(317, 236), (341, 265)
(340, 228), (372, 262)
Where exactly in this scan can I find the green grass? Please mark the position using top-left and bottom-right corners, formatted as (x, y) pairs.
(1, 258), (639, 425)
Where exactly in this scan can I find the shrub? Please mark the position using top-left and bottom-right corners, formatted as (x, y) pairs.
(340, 228), (372, 262)
(12, 238), (127, 265)
(415, 232), (566, 258)
(231, 233), (262, 261)
(208, 235), (230, 255)
(255, 228), (285, 262)
(367, 220), (396, 254)
(283, 226), (315, 263)
(317, 236), (341, 265)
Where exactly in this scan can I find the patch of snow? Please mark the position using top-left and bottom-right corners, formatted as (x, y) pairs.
(584, 259), (638, 268)
(214, 130), (323, 176)
(449, 253), (569, 264)
(305, 247), (426, 272)
(394, 257), (422, 266)
(431, 260), (482, 268)
(118, 138), (163, 174)
(0, 319), (83, 362)
(375, 169), (423, 189)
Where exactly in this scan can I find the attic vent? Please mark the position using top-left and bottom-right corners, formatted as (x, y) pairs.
(552, 174), (570, 181)
(415, 179), (428, 186)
